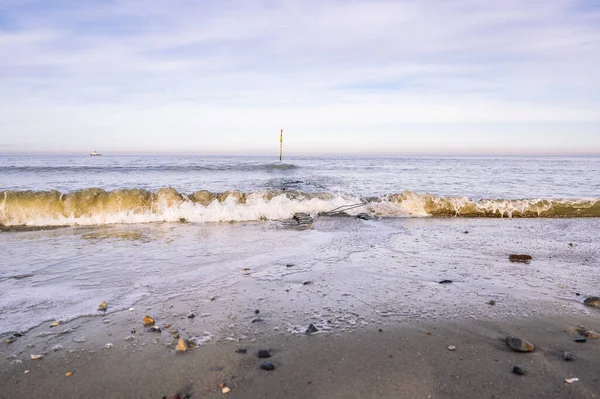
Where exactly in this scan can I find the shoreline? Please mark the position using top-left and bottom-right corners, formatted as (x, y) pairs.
(2, 313), (599, 398)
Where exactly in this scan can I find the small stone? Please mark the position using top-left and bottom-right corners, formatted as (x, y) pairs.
(425, 331), (432, 335)
(235, 348), (247, 354)
(286, 264), (294, 267)
(563, 351), (576, 361)
(10, 359), (22, 365)
(5, 338), (14, 344)
(104, 343), (113, 349)
(148, 326), (162, 333)
(98, 301), (108, 311)
(574, 338), (587, 343)
(255, 309), (260, 315)
(222, 387), (231, 394)
(569, 243), (574, 247)
(24, 370), (29, 374)
(131, 328), (136, 334)
(258, 349), (271, 358)
(65, 372), (73, 377)
(188, 337), (202, 348)
(176, 338), (188, 353)
(439, 280), (453, 284)
(584, 297), (600, 308)
(585, 331), (600, 339)
(51, 345), (63, 352)
(168, 328), (179, 335)
(164, 324), (172, 329)
(448, 345), (456, 351)
(488, 300), (496, 306)
(242, 268), (250, 272)
(305, 324), (319, 334)
(128, 307), (135, 311)
(565, 377), (579, 384)
(50, 321), (59, 328)
(251, 317), (264, 323)
(30, 354), (44, 360)
(260, 362), (276, 371)
(509, 254), (532, 263)
(302, 281), (312, 286)
(464, 231), (469, 234)
(512, 366), (525, 376)
(187, 313), (195, 319)
(505, 337), (535, 352)
(124, 336), (135, 341)
(143, 316), (155, 327)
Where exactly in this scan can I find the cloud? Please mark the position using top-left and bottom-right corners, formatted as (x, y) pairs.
(0, 0), (599, 153)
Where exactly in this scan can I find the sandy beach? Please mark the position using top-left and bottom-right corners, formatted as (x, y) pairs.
(1, 217), (600, 398)
(1, 313), (599, 398)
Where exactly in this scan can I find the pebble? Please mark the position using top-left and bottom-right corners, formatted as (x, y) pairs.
(125, 336), (136, 341)
(512, 366), (525, 376)
(98, 301), (108, 311)
(104, 343), (113, 349)
(52, 345), (63, 352)
(50, 321), (59, 328)
(235, 348), (247, 354)
(222, 387), (231, 394)
(565, 377), (579, 384)
(448, 346), (456, 351)
(148, 326), (162, 333)
(305, 324), (319, 334)
(488, 300), (496, 306)
(258, 349), (271, 358)
(176, 338), (188, 353)
(143, 316), (155, 327)
(439, 280), (453, 284)
(286, 264), (294, 267)
(505, 337), (535, 352)
(187, 313), (195, 319)
(30, 354), (44, 360)
(65, 372), (73, 377)
(260, 362), (276, 371)
(302, 281), (313, 286)
(508, 254), (532, 263)
(574, 338), (587, 343)
(563, 351), (576, 361)
(251, 317), (264, 323)
(585, 331), (600, 339)
(584, 297), (600, 308)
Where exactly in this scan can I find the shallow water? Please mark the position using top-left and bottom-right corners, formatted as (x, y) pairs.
(1, 217), (597, 335)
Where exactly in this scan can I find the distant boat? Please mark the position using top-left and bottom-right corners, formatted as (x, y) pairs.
(90, 151), (102, 156)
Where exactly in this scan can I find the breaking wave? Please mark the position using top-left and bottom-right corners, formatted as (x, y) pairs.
(1, 188), (599, 227)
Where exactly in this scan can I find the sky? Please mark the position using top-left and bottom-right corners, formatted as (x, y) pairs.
(0, 0), (599, 155)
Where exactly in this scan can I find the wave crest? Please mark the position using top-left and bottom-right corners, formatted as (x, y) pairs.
(1, 188), (599, 227)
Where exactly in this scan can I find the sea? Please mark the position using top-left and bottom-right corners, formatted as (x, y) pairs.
(1, 155), (599, 336)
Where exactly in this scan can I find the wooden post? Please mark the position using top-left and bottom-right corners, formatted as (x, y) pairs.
(279, 129), (283, 161)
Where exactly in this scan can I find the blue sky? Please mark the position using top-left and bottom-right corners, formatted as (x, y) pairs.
(0, 0), (599, 155)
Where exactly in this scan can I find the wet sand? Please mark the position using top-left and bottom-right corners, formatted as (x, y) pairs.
(1, 217), (600, 398)
(1, 314), (600, 398)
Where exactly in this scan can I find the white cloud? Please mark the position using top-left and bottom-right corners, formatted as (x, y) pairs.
(0, 0), (599, 154)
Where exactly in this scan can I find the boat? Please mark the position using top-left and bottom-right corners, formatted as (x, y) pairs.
(90, 151), (102, 156)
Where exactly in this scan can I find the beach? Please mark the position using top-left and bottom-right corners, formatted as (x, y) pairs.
(1, 216), (599, 398)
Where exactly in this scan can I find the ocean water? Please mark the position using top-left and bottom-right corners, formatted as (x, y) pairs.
(1, 155), (600, 226)
(1, 155), (599, 335)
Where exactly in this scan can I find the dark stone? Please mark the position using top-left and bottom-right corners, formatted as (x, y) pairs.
(584, 297), (600, 308)
(506, 336), (535, 352)
(10, 274), (34, 280)
(509, 254), (532, 263)
(258, 350), (271, 358)
(260, 362), (276, 371)
(255, 309), (260, 315)
(575, 293), (580, 296)
(251, 317), (264, 323)
(488, 300), (496, 305)
(187, 313), (195, 319)
(439, 280), (453, 284)
(235, 348), (247, 354)
(512, 366), (525, 376)
(286, 264), (294, 267)
(12, 332), (23, 337)
(305, 324), (319, 334)
(574, 338), (587, 343)
(302, 281), (313, 286)
(356, 213), (372, 220)
(464, 231), (469, 234)
(563, 351), (576, 361)
(147, 326), (162, 333)
(378, 328), (383, 332)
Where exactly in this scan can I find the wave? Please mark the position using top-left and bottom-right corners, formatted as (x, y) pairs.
(0, 163), (298, 174)
(1, 188), (599, 227)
